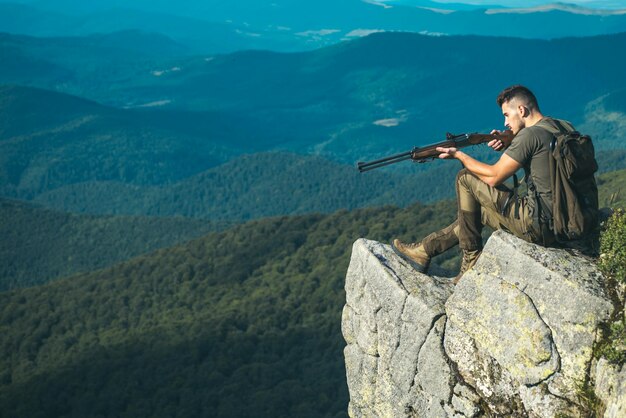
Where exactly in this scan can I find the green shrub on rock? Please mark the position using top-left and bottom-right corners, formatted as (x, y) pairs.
(597, 208), (626, 365)
(599, 208), (626, 285)
(596, 321), (626, 365)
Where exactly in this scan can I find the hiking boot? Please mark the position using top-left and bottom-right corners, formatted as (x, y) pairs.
(453, 249), (481, 285)
(391, 239), (430, 273)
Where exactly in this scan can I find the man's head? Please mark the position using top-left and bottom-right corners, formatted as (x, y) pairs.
(496, 85), (542, 134)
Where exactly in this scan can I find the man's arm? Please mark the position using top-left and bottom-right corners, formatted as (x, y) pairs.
(435, 147), (522, 187)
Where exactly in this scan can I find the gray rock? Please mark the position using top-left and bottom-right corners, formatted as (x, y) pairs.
(479, 232), (613, 396)
(594, 358), (626, 418)
(517, 384), (579, 417)
(343, 238), (455, 417)
(343, 231), (616, 417)
(445, 230), (615, 416)
(446, 272), (560, 386)
(444, 320), (525, 416)
(445, 383), (482, 418)
(408, 316), (453, 417)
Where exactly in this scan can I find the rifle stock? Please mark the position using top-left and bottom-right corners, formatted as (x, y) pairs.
(357, 132), (509, 172)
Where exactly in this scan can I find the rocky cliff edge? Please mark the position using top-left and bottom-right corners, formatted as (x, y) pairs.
(342, 230), (624, 417)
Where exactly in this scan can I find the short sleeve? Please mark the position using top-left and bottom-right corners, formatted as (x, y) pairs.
(504, 128), (541, 165)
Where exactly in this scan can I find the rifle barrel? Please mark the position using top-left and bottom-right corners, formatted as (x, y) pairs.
(357, 151), (413, 172)
(356, 132), (508, 172)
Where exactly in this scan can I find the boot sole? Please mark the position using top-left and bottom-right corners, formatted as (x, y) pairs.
(390, 242), (428, 273)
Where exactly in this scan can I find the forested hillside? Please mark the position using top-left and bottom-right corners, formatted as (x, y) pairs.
(24, 149), (626, 221)
(599, 168), (626, 208)
(0, 201), (458, 418)
(4, 166), (624, 293)
(0, 199), (223, 291)
(2, 32), (626, 221)
(31, 151), (461, 218)
(0, 163), (626, 417)
(2, 165), (625, 417)
(0, 85), (237, 199)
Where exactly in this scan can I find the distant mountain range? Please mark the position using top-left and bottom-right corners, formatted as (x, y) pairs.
(0, 82), (465, 213)
(2, 25), (626, 219)
(2, 30), (626, 159)
(1, 82), (624, 223)
(0, 85), (241, 199)
(1, 0), (626, 53)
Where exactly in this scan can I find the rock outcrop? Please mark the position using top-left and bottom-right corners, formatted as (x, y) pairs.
(594, 358), (626, 417)
(343, 230), (620, 417)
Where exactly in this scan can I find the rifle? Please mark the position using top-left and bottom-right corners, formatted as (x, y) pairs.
(357, 132), (509, 172)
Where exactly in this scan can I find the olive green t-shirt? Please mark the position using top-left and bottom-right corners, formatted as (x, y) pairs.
(504, 117), (574, 217)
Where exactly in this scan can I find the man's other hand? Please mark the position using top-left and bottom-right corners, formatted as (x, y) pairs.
(488, 129), (514, 151)
(436, 146), (458, 159)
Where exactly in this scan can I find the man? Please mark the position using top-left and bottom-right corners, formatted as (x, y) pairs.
(392, 84), (575, 284)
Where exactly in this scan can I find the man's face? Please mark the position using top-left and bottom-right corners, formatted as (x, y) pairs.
(501, 99), (525, 135)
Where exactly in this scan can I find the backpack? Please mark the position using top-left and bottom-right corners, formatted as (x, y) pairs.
(540, 118), (599, 243)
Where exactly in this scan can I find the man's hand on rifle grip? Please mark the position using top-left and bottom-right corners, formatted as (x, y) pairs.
(488, 129), (514, 151)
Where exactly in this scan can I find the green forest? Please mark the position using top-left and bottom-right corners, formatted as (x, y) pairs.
(3, 166), (624, 294)
(0, 199), (228, 291)
(0, 201), (459, 417)
(1, 163), (625, 416)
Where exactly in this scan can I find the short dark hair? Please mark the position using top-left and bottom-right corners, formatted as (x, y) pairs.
(496, 85), (540, 111)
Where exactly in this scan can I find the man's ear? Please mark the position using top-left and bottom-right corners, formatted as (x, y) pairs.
(518, 104), (530, 118)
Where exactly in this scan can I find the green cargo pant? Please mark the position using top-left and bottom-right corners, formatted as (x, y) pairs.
(422, 168), (546, 256)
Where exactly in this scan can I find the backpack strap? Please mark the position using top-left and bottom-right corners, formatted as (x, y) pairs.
(540, 117), (575, 137)
(526, 173), (556, 246)
(512, 173), (520, 220)
(551, 119), (568, 133)
(500, 173), (520, 219)
(524, 121), (557, 245)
